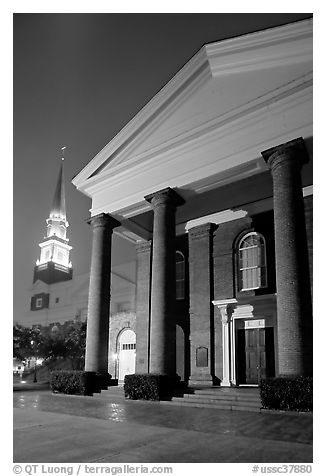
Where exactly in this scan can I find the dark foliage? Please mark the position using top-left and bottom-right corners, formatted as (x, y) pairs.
(124, 373), (179, 400)
(260, 376), (313, 412)
(13, 324), (42, 361)
(50, 370), (112, 395)
(50, 370), (95, 395)
(13, 321), (87, 370)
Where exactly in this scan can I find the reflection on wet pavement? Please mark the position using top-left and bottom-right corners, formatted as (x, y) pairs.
(13, 390), (312, 446)
(108, 403), (126, 422)
(17, 395), (25, 408)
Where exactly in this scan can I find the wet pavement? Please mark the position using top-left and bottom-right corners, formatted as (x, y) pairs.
(13, 388), (313, 463)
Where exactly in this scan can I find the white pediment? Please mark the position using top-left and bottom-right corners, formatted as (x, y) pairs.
(72, 19), (312, 219)
(105, 63), (311, 172)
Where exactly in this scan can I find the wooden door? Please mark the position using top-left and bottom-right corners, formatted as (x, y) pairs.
(244, 328), (274, 384)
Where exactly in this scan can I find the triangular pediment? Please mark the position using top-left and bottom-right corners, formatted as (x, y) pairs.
(72, 19), (312, 191)
(72, 20), (312, 221)
(100, 64), (311, 175)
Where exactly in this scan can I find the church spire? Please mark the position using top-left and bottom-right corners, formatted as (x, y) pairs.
(33, 147), (73, 284)
(46, 148), (69, 239)
(50, 158), (66, 222)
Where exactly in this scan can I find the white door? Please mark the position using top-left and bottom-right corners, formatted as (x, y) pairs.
(118, 329), (136, 381)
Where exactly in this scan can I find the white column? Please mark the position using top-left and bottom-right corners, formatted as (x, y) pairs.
(219, 305), (231, 386)
(230, 317), (236, 385)
(213, 299), (237, 387)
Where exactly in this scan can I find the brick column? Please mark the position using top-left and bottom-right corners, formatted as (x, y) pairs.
(188, 223), (215, 385)
(145, 188), (184, 376)
(85, 213), (120, 374)
(135, 240), (152, 374)
(262, 137), (312, 376)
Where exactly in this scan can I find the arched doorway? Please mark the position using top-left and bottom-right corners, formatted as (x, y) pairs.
(118, 329), (136, 381)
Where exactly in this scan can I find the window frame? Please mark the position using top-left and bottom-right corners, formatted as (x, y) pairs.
(238, 232), (267, 292)
(176, 250), (186, 300)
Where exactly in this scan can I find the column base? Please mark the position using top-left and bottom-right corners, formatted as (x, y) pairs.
(85, 371), (112, 393)
(220, 379), (232, 387)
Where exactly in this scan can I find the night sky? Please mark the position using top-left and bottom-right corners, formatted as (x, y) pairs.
(13, 13), (312, 324)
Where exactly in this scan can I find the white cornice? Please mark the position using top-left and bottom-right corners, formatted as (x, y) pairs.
(87, 79), (312, 217)
(186, 210), (248, 231)
(39, 240), (72, 251)
(206, 18), (312, 77)
(72, 19), (312, 192)
(84, 73), (312, 204)
(212, 299), (238, 307)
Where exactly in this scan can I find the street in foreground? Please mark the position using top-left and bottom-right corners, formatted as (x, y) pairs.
(13, 387), (312, 463)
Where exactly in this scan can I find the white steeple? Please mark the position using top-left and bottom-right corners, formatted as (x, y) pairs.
(34, 149), (73, 283)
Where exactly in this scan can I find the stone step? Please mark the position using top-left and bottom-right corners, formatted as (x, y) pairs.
(172, 396), (260, 407)
(181, 392), (260, 402)
(95, 386), (125, 398)
(161, 399), (261, 413)
(190, 388), (260, 396)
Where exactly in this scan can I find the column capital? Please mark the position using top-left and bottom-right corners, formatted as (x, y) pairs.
(135, 240), (152, 254)
(144, 187), (185, 209)
(86, 213), (120, 230)
(261, 137), (309, 172)
(188, 222), (216, 240)
(219, 305), (229, 325)
(213, 299), (237, 324)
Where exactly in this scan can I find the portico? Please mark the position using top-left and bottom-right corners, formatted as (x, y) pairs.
(72, 19), (313, 388)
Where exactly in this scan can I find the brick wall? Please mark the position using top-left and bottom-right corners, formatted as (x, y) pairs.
(135, 241), (152, 374)
(175, 234), (190, 381)
(108, 311), (136, 378)
(304, 195), (313, 295)
(188, 223), (215, 384)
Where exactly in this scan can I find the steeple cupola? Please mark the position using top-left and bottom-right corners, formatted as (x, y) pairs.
(33, 148), (73, 284)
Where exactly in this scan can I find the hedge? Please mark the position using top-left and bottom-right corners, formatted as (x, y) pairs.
(50, 370), (112, 396)
(124, 374), (179, 400)
(260, 376), (313, 412)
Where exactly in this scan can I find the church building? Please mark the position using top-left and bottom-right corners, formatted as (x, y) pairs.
(26, 155), (137, 381)
(72, 19), (313, 386)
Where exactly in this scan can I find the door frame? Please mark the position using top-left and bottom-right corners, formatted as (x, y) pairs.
(117, 328), (136, 381)
(213, 298), (277, 386)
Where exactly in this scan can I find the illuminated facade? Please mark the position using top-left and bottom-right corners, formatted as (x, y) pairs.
(73, 19), (313, 386)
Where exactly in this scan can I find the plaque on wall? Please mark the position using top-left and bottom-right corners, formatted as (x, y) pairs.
(196, 346), (208, 367)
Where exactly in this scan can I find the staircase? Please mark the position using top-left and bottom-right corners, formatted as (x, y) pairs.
(161, 386), (262, 412)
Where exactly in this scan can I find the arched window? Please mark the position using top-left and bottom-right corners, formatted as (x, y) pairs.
(176, 251), (185, 300)
(238, 232), (267, 291)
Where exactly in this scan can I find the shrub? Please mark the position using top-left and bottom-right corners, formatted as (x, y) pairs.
(50, 370), (111, 395)
(260, 376), (313, 412)
(124, 374), (179, 400)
